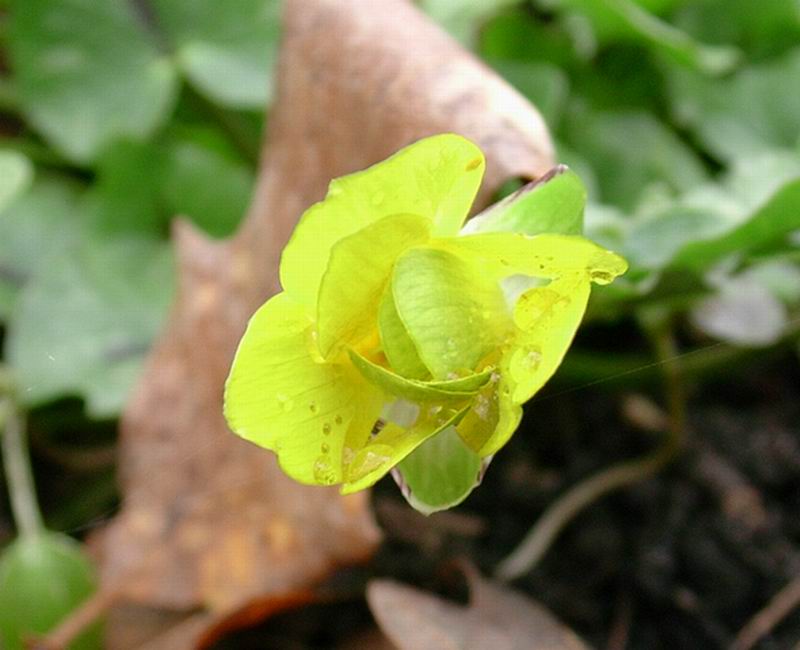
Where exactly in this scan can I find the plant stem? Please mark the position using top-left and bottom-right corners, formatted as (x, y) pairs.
(495, 321), (685, 581)
(1, 392), (45, 538)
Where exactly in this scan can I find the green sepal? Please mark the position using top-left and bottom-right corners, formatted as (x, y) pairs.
(464, 166), (586, 237)
(395, 426), (485, 515)
(348, 349), (493, 403)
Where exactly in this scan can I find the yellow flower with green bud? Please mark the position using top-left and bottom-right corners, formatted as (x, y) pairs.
(224, 134), (627, 513)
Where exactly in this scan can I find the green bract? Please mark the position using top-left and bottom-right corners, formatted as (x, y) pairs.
(224, 134), (627, 511)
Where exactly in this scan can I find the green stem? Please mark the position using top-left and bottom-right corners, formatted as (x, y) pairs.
(495, 320), (685, 581)
(1, 388), (45, 538)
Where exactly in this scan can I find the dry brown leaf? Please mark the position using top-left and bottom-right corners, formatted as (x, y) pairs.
(81, 0), (554, 646)
(367, 568), (591, 650)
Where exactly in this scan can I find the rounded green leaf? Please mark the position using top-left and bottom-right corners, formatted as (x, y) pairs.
(224, 292), (381, 485)
(317, 214), (431, 357)
(0, 533), (101, 650)
(150, 0), (281, 108)
(8, 0), (178, 163)
(280, 134), (485, 309)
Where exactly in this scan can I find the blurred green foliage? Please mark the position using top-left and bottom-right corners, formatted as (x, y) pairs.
(0, 0), (798, 525)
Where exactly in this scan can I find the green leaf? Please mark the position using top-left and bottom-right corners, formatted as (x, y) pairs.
(557, 0), (740, 74)
(349, 349), (493, 403)
(395, 426), (484, 515)
(392, 246), (507, 380)
(623, 206), (733, 270)
(341, 404), (470, 494)
(378, 287), (430, 380)
(82, 140), (167, 237)
(6, 237), (174, 417)
(479, 10), (582, 69)
(668, 49), (800, 163)
(674, 0), (800, 59)
(316, 214), (431, 357)
(280, 134), (485, 309)
(0, 533), (101, 650)
(562, 109), (708, 210)
(673, 178), (800, 271)
(160, 129), (254, 238)
(224, 292), (384, 485)
(690, 274), (788, 347)
(150, 0), (281, 108)
(8, 0), (178, 163)
(421, 0), (519, 45)
(487, 60), (570, 129)
(0, 177), (83, 318)
(463, 166), (586, 237)
(0, 151), (33, 213)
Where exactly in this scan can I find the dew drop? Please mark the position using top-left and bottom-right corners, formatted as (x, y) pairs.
(321, 442), (330, 454)
(334, 415), (343, 426)
(313, 456), (337, 485)
(590, 269), (615, 285)
(474, 394), (491, 420)
(276, 393), (294, 412)
(322, 422), (332, 435)
(523, 347), (542, 370)
(309, 402), (318, 413)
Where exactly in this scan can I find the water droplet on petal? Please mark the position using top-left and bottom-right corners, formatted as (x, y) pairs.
(590, 269), (615, 285)
(334, 415), (343, 426)
(524, 348), (542, 370)
(277, 393), (294, 412)
(309, 402), (318, 413)
(322, 422), (332, 435)
(321, 442), (330, 454)
(313, 456), (337, 485)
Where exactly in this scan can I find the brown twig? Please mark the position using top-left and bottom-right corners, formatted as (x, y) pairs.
(32, 584), (124, 650)
(732, 576), (800, 650)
